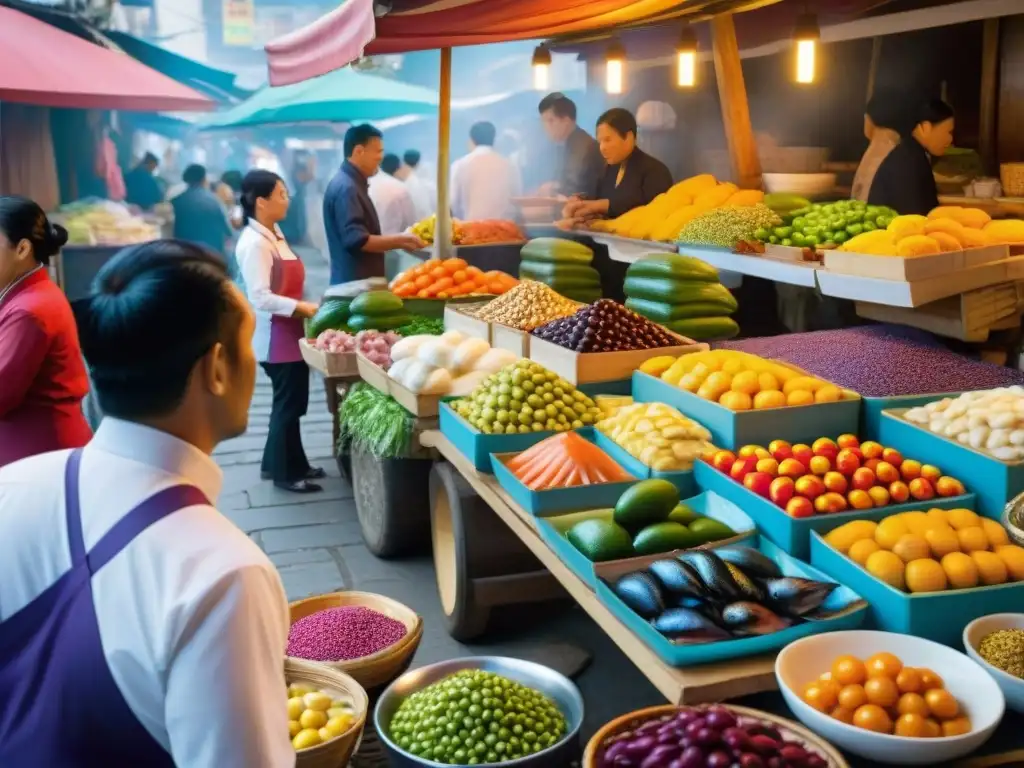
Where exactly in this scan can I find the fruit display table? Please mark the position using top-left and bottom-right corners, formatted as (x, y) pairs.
(419, 429), (779, 704)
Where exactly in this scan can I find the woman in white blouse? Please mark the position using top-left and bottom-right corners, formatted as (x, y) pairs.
(236, 170), (324, 494)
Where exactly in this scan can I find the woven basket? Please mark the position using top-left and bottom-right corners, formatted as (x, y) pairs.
(1001, 163), (1024, 197)
(288, 591), (424, 692)
(286, 658), (369, 768)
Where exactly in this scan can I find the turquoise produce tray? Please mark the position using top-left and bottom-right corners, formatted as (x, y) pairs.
(879, 408), (1024, 520)
(591, 430), (697, 497)
(578, 379), (633, 397)
(490, 439), (638, 517)
(860, 393), (960, 441)
(694, 460), (977, 560)
(810, 531), (1024, 647)
(439, 401), (564, 473)
(535, 491), (756, 589)
(595, 538), (868, 667)
(632, 372), (861, 450)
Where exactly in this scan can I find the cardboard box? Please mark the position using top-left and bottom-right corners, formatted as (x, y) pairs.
(299, 339), (359, 378)
(443, 303), (491, 341)
(491, 323), (531, 357)
(529, 335), (707, 386)
(824, 244), (1009, 281)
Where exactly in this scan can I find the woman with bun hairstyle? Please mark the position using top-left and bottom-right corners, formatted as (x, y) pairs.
(0, 196), (91, 466)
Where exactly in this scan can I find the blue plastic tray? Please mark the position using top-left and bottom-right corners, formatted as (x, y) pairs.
(879, 409), (1024, 520)
(632, 371), (861, 450)
(860, 393), (962, 441)
(595, 538), (868, 667)
(535, 491), (756, 589)
(810, 531), (1024, 647)
(489, 435), (638, 517)
(591, 429), (697, 497)
(695, 460), (978, 560)
(439, 401), (566, 473)
(578, 379), (633, 397)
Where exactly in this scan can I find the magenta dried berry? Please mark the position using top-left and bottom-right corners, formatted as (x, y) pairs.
(287, 606), (407, 662)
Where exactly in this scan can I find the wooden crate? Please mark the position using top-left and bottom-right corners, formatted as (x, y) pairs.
(491, 323), (530, 357)
(299, 339), (359, 378)
(824, 244), (1009, 281)
(355, 353), (441, 418)
(443, 303), (491, 342)
(528, 335), (708, 385)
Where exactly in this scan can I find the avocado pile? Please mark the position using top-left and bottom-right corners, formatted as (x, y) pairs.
(566, 479), (736, 562)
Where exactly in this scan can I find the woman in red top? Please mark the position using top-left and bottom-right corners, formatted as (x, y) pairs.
(0, 196), (91, 467)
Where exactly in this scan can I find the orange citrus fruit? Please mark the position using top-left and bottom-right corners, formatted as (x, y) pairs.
(853, 704), (893, 734)
(957, 526), (990, 553)
(865, 551), (907, 590)
(864, 676), (900, 708)
(838, 684), (868, 710)
(940, 552), (979, 589)
(971, 550), (1009, 585)
(982, 519), (1010, 548)
(925, 688), (959, 720)
(897, 692), (929, 717)
(865, 652), (904, 678)
(832, 655), (867, 686)
(894, 713), (929, 738)
(905, 559), (948, 593)
(995, 544), (1024, 581)
(895, 667), (923, 694)
(941, 717), (972, 737)
(849, 539), (881, 565)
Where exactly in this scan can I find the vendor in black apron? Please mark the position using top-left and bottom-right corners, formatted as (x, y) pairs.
(563, 108), (672, 302)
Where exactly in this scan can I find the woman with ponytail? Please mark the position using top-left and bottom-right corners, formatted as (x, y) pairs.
(0, 196), (91, 466)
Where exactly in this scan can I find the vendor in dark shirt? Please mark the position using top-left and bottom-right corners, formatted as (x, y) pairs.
(563, 108), (673, 222)
(537, 93), (604, 198)
(124, 153), (163, 211)
(868, 98), (954, 216)
(323, 124), (425, 285)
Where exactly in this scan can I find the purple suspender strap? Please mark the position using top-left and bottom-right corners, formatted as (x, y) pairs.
(64, 450), (210, 573)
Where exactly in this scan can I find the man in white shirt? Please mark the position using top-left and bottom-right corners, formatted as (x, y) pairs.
(0, 241), (293, 767)
(450, 121), (522, 221)
(368, 153), (418, 235)
(395, 149), (435, 221)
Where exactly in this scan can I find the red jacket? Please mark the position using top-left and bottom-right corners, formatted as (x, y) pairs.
(0, 269), (91, 467)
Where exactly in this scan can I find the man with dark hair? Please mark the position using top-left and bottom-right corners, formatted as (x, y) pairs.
(369, 152), (417, 236)
(0, 240), (293, 767)
(537, 92), (603, 198)
(450, 121), (520, 221)
(324, 124), (424, 284)
(124, 151), (163, 211)
(396, 149), (435, 220)
(171, 164), (233, 257)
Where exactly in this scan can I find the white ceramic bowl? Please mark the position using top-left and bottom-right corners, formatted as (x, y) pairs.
(964, 614), (1024, 713)
(762, 172), (837, 198)
(776, 630), (1004, 765)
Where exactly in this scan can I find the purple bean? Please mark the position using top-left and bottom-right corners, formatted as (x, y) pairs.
(779, 745), (809, 766)
(286, 606), (407, 661)
(693, 727), (720, 747)
(749, 735), (782, 755)
(706, 708), (738, 731)
(641, 744), (682, 768)
(722, 727), (751, 751)
(739, 755), (765, 768)
(675, 746), (706, 768)
(624, 736), (656, 756)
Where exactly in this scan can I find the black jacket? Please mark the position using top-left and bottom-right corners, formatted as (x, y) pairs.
(867, 139), (939, 216)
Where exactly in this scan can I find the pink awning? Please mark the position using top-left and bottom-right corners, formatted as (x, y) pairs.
(0, 6), (214, 111)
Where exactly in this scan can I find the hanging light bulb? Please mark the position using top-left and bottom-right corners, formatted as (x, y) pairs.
(531, 45), (552, 91)
(675, 26), (698, 88)
(606, 40), (626, 95)
(793, 10), (820, 84)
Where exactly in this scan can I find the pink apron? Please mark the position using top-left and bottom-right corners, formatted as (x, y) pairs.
(259, 228), (306, 364)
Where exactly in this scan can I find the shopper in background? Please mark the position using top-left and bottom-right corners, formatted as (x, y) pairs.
(396, 149), (435, 220)
(450, 121), (521, 221)
(0, 240), (292, 767)
(124, 152), (164, 211)
(369, 153), (418, 235)
(323, 124), (425, 285)
(537, 92), (604, 198)
(868, 98), (954, 216)
(281, 151), (312, 245)
(236, 170), (324, 494)
(0, 197), (91, 468)
(171, 164), (234, 258)
(852, 89), (909, 203)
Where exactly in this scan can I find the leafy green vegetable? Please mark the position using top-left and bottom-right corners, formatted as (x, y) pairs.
(337, 383), (414, 459)
(395, 316), (444, 336)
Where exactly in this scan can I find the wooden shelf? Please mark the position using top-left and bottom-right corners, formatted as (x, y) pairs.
(418, 429), (779, 705)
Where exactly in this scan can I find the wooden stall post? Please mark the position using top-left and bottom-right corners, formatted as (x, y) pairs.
(711, 13), (762, 190)
(979, 18), (1000, 174)
(866, 37), (882, 102)
(435, 47), (454, 259)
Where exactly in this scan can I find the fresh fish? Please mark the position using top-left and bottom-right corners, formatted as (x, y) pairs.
(613, 572), (666, 619)
(648, 558), (710, 600)
(678, 550), (741, 602)
(724, 562), (766, 603)
(652, 608), (730, 643)
(720, 602), (792, 636)
(714, 545), (783, 579)
(762, 577), (838, 617)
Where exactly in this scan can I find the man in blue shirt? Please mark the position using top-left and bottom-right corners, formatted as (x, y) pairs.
(124, 152), (164, 211)
(171, 164), (233, 258)
(323, 124), (424, 285)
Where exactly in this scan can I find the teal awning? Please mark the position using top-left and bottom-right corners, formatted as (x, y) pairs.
(197, 66), (439, 130)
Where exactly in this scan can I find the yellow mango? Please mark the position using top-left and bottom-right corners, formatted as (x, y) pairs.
(673, 174), (718, 199)
(928, 231), (963, 252)
(650, 205), (700, 242)
(896, 235), (942, 257)
(927, 206), (965, 221)
(839, 230), (898, 255)
(694, 182), (739, 210)
(886, 215), (928, 241)
(924, 218), (967, 239)
(639, 355), (678, 377)
(930, 205), (992, 229)
(984, 219), (1024, 244)
(726, 190), (765, 207)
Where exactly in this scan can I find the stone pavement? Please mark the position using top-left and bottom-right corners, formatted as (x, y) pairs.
(214, 247), (664, 736)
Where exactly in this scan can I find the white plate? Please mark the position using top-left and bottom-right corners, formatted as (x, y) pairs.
(964, 613), (1024, 714)
(776, 630), (1004, 765)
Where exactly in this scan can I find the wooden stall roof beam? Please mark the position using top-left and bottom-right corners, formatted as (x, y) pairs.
(711, 13), (762, 190)
(435, 47), (454, 260)
(418, 429), (779, 705)
(979, 18), (1000, 174)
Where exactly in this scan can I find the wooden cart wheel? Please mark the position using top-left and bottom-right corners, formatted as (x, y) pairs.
(430, 461), (491, 641)
(351, 443), (432, 559)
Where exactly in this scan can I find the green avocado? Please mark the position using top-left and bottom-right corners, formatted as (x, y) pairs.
(565, 519), (634, 562)
(688, 517), (737, 544)
(632, 522), (701, 556)
(613, 479), (680, 533)
(667, 503), (699, 526)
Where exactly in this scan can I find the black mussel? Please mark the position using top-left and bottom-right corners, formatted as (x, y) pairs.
(762, 577), (838, 617)
(678, 550), (741, 602)
(648, 559), (710, 600)
(714, 545), (783, 579)
(652, 608), (730, 643)
(613, 571), (665, 619)
(720, 602), (792, 636)
(724, 562), (766, 603)
(803, 598), (868, 621)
